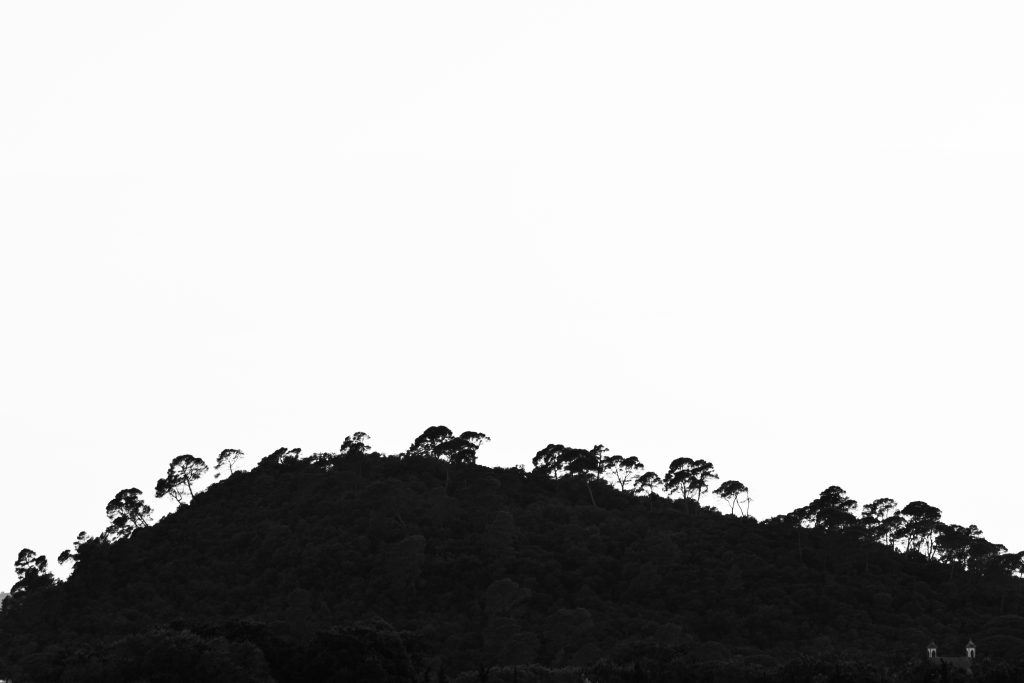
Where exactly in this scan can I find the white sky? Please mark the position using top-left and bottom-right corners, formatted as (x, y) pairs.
(2, 2), (1023, 588)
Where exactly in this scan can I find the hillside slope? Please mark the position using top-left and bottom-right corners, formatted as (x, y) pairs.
(1, 452), (1023, 682)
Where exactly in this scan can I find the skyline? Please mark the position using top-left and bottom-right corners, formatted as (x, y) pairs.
(1, 425), (1018, 589)
(3, 1), (1024, 589)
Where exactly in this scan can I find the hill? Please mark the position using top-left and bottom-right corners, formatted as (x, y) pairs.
(1, 447), (1023, 682)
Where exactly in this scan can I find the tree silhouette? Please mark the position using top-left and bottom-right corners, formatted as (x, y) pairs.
(603, 455), (644, 491)
(689, 460), (718, 504)
(896, 501), (942, 556)
(155, 476), (184, 504)
(458, 431), (490, 448)
(663, 457), (695, 499)
(987, 549), (1024, 578)
(407, 427), (489, 492)
(562, 445), (605, 507)
(664, 457), (718, 504)
(5, 437), (1024, 679)
(529, 443), (607, 503)
(58, 531), (93, 567)
(434, 437), (479, 467)
(214, 448), (244, 476)
(634, 471), (662, 509)
(861, 498), (900, 546)
(806, 485), (858, 530)
(11, 548), (53, 596)
(436, 436), (476, 492)
(340, 432), (372, 456)
(531, 444), (567, 479)
(935, 523), (980, 571)
(714, 480), (750, 516)
(105, 488), (153, 541)
(560, 446), (596, 478)
(967, 534), (1008, 574)
(405, 426), (454, 459)
(155, 454), (209, 505)
(261, 447), (302, 466)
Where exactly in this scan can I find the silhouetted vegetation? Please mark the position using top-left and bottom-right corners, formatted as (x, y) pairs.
(1, 427), (1023, 681)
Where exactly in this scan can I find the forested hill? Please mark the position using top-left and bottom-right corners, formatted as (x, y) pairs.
(2, 440), (1024, 682)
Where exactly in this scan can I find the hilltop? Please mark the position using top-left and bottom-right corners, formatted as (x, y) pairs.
(1, 436), (1023, 682)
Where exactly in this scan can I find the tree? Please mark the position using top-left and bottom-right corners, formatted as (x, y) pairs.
(688, 460), (719, 504)
(935, 523), (980, 571)
(155, 454), (209, 505)
(58, 531), (93, 567)
(714, 480), (750, 516)
(634, 472), (663, 509)
(896, 501), (942, 556)
(603, 455), (644, 491)
(987, 549), (1024, 578)
(530, 442), (605, 503)
(861, 498), (900, 546)
(967, 535), (1008, 574)
(532, 444), (567, 479)
(215, 448), (244, 476)
(410, 428), (489, 467)
(562, 446), (600, 478)
(562, 445), (606, 507)
(664, 457), (718, 504)
(765, 506), (814, 562)
(434, 436), (479, 467)
(664, 457), (695, 499)
(11, 548), (54, 596)
(155, 476), (184, 505)
(405, 426), (454, 459)
(104, 488), (153, 541)
(806, 486), (858, 530)
(459, 431), (490, 448)
(408, 427), (489, 491)
(260, 446), (302, 467)
(340, 432), (372, 456)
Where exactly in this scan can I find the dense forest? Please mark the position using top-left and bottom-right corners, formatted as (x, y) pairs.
(2, 428), (1023, 682)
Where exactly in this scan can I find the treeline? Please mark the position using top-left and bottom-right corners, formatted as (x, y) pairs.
(2, 427), (1024, 681)
(769, 487), (1024, 580)
(10, 426), (1021, 599)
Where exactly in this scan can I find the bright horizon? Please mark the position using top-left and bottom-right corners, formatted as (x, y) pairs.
(3, 2), (1024, 589)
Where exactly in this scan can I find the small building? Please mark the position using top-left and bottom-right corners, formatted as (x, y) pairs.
(926, 640), (976, 673)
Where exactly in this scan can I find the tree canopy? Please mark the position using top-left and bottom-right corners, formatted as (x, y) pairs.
(3, 426), (1023, 682)
(104, 488), (153, 541)
(215, 448), (244, 475)
(155, 454), (210, 505)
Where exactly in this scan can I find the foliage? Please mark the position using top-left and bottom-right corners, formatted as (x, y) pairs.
(714, 480), (751, 516)
(1, 427), (1022, 681)
(104, 488), (153, 541)
(10, 548), (54, 598)
(215, 448), (245, 476)
(156, 454), (210, 505)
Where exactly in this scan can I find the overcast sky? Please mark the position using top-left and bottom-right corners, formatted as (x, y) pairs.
(2, 2), (1023, 589)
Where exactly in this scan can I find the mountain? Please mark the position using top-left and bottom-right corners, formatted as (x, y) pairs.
(1, 450), (1023, 682)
